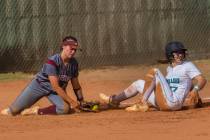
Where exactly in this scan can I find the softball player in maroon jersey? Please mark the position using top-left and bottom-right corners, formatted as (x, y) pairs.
(1, 36), (85, 115)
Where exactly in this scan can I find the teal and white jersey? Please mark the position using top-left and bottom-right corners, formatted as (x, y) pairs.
(166, 61), (201, 103)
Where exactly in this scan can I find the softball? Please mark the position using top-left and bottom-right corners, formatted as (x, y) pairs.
(92, 105), (99, 111)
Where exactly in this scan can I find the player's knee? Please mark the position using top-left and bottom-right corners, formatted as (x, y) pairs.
(147, 68), (158, 76)
(9, 106), (22, 115)
(132, 80), (145, 93)
(133, 80), (145, 86)
(144, 68), (158, 81)
(56, 103), (70, 114)
(125, 80), (143, 94)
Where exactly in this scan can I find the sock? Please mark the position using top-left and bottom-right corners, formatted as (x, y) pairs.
(112, 90), (139, 103)
(111, 92), (127, 104)
(38, 105), (57, 115)
(111, 82), (140, 103)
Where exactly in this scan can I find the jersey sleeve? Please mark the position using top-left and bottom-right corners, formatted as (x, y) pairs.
(186, 62), (201, 79)
(42, 59), (58, 76)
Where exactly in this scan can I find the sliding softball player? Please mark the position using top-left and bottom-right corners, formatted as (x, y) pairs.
(100, 41), (206, 111)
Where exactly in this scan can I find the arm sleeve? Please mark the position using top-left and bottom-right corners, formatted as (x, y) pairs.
(186, 62), (201, 79)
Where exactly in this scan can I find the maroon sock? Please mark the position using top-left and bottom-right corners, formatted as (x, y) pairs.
(38, 105), (57, 115)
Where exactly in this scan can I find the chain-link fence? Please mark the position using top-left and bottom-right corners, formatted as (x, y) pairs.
(0, 0), (210, 72)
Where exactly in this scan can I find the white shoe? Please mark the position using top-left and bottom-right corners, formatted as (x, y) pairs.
(1, 108), (12, 115)
(99, 93), (110, 104)
(125, 104), (149, 112)
(21, 106), (39, 116)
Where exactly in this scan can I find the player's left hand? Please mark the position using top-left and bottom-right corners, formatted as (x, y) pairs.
(187, 90), (202, 108)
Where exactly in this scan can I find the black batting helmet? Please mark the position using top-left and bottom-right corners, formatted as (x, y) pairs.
(165, 41), (187, 61)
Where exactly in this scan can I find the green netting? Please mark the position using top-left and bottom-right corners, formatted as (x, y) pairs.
(0, 0), (209, 72)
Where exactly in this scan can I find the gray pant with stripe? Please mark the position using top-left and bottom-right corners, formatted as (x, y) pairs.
(9, 79), (70, 115)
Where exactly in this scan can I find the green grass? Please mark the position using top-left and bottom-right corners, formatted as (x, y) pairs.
(0, 72), (33, 82)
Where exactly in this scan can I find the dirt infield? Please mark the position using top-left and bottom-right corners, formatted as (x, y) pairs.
(0, 60), (210, 140)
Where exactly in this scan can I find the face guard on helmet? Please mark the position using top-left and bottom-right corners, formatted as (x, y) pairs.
(165, 41), (187, 63)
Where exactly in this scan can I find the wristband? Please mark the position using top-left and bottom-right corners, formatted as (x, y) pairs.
(73, 88), (84, 102)
(193, 85), (200, 92)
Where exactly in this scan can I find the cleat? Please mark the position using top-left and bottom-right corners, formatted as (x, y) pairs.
(125, 103), (149, 112)
(1, 108), (12, 115)
(21, 106), (39, 116)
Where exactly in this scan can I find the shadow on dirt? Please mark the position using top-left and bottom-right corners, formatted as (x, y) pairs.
(98, 99), (210, 112)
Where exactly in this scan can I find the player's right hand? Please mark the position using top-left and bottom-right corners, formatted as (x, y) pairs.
(70, 101), (79, 109)
(69, 101), (81, 113)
